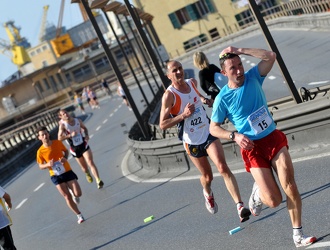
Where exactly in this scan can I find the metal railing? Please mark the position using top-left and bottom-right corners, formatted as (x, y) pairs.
(168, 0), (330, 57)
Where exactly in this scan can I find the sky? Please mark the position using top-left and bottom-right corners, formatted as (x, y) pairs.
(0, 1), (87, 81)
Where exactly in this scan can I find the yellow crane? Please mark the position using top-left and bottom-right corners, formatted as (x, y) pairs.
(39, 5), (49, 43)
(0, 21), (31, 67)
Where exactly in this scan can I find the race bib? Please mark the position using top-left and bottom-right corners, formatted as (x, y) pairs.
(247, 106), (272, 135)
(52, 161), (65, 176)
(72, 133), (83, 146)
(186, 106), (205, 133)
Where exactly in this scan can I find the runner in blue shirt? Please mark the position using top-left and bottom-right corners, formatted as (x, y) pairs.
(210, 46), (316, 248)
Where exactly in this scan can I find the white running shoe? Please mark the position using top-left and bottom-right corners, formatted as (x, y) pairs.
(77, 214), (85, 224)
(203, 189), (218, 214)
(293, 234), (317, 247)
(249, 182), (263, 216)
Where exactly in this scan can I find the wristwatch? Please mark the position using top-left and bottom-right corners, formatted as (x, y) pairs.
(229, 131), (235, 141)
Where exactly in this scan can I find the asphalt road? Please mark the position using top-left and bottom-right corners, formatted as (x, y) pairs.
(4, 28), (330, 250)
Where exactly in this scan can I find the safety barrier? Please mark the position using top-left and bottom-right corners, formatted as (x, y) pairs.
(128, 92), (330, 173)
(0, 105), (75, 185)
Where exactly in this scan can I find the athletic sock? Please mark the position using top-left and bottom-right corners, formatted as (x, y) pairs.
(236, 202), (244, 210)
(293, 227), (303, 236)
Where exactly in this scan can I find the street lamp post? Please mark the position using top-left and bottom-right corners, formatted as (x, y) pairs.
(248, 0), (302, 104)
(123, 0), (170, 90)
(101, 6), (151, 108)
(77, 0), (150, 139)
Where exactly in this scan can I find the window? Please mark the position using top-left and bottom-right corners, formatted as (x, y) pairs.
(30, 51), (36, 57)
(42, 45), (48, 51)
(183, 34), (208, 51)
(235, 9), (254, 27)
(209, 28), (220, 40)
(34, 81), (43, 93)
(169, 0), (216, 29)
(42, 61), (48, 67)
(65, 73), (72, 83)
(175, 8), (191, 25)
(114, 45), (133, 61)
(42, 78), (50, 90)
(49, 75), (57, 90)
(36, 48), (42, 54)
(93, 56), (110, 69)
(56, 73), (65, 87)
(72, 65), (92, 80)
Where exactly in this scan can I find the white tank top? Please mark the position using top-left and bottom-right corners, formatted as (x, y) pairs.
(167, 79), (210, 145)
(62, 118), (84, 146)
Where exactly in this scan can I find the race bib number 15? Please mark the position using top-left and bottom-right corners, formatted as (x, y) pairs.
(247, 106), (272, 135)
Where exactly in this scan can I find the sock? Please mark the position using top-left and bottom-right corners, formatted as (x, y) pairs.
(97, 178), (101, 183)
(293, 227), (303, 236)
(236, 202), (244, 210)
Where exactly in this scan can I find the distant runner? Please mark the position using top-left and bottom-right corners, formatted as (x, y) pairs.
(58, 109), (104, 189)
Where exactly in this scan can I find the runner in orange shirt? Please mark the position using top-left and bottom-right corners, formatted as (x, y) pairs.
(36, 126), (85, 224)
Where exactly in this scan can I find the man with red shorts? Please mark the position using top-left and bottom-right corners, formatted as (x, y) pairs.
(210, 46), (316, 247)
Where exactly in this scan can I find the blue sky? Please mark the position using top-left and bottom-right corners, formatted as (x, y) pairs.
(0, 1), (91, 81)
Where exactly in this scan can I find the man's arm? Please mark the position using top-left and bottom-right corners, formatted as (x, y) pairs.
(210, 121), (254, 150)
(220, 47), (276, 76)
(79, 119), (89, 141)
(58, 123), (71, 141)
(191, 78), (212, 107)
(59, 148), (69, 164)
(159, 90), (194, 130)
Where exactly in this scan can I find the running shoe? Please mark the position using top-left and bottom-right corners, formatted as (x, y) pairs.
(86, 172), (93, 183)
(237, 204), (251, 223)
(69, 189), (80, 204)
(249, 182), (263, 216)
(97, 180), (104, 189)
(203, 189), (218, 214)
(77, 214), (85, 224)
(293, 234), (317, 247)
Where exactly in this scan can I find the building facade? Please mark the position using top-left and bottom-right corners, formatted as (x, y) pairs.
(132, 0), (277, 57)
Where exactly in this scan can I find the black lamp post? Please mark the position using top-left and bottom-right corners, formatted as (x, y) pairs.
(248, 0), (302, 103)
(77, 0), (150, 138)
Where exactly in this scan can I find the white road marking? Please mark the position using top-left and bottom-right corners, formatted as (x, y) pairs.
(122, 150), (330, 183)
(14, 103), (123, 211)
(15, 198), (28, 209)
(34, 183), (44, 192)
(308, 80), (329, 86)
(250, 63), (256, 66)
(306, 241), (330, 248)
(268, 75), (276, 80)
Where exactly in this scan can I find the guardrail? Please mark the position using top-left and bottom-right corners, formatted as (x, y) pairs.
(0, 105), (75, 185)
(169, 0), (330, 57)
(128, 74), (330, 173)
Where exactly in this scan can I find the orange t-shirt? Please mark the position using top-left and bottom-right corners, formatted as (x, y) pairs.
(36, 140), (72, 176)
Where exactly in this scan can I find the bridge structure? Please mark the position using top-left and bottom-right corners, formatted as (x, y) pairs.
(1, 11), (330, 185)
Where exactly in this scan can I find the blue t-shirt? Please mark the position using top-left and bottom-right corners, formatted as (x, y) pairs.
(211, 66), (276, 140)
